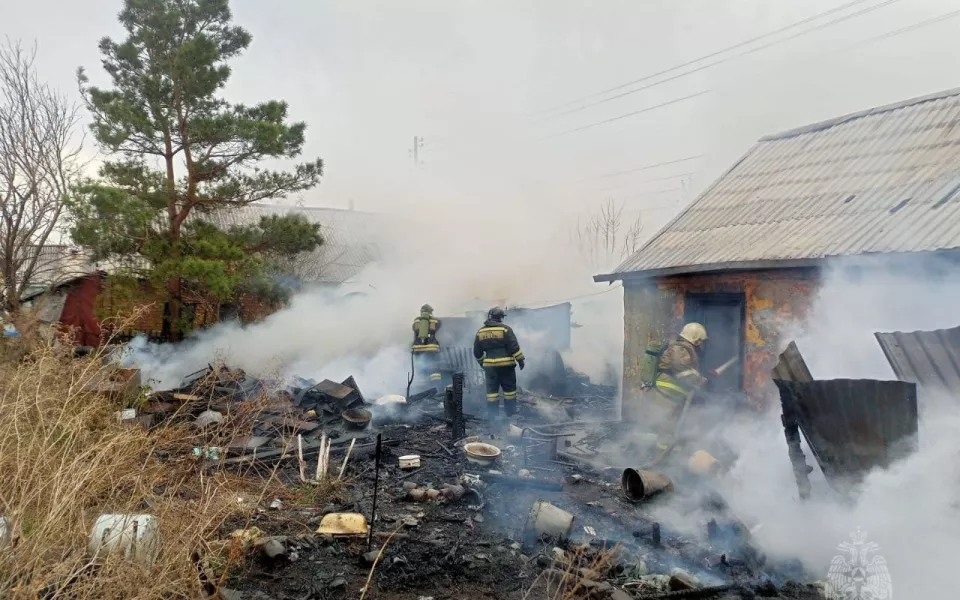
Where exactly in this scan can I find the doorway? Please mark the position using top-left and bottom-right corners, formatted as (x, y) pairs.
(683, 292), (746, 394)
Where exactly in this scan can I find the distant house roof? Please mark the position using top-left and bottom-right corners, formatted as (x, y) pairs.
(202, 203), (381, 285)
(18, 245), (97, 301)
(598, 87), (960, 281)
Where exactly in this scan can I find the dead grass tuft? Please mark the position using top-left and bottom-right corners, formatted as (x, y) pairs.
(524, 543), (622, 600)
(0, 339), (285, 598)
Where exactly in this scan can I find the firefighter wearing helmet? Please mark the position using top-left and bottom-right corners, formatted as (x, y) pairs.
(411, 304), (442, 385)
(473, 307), (525, 421)
(651, 322), (708, 451)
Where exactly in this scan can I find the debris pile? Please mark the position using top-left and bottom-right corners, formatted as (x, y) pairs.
(98, 360), (820, 600)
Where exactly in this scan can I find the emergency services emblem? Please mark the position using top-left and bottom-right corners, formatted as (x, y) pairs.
(825, 527), (892, 599)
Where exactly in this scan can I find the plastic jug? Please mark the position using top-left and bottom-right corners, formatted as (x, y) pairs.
(88, 514), (160, 566)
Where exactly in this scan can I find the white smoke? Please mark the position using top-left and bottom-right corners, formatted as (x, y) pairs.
(709, 257), (960, 595)
(119, 208), (626, 394)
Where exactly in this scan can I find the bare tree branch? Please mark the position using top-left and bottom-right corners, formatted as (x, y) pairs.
(0, 39), (84, 312)
(574, 197), (644, 272)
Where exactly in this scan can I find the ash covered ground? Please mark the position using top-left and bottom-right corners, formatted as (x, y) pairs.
(151, 366), (824, 600)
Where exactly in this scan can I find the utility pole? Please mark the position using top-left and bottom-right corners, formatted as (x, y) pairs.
(409, 136), (425, 167)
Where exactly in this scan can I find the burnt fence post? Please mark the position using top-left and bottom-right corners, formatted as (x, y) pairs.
(452, 371), (465, 442)
(776, 382), (812, 500)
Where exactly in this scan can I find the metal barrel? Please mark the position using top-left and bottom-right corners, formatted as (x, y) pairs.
(621, 468), (674, 501)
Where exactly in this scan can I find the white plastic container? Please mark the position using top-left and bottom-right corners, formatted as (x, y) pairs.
(375, 394), (407, 406)
(88, 514), (160, 566)
(398, 455), (421, 470)
(530, 501), (574, 539)
(115, 408), (137, 422)
(0, 516), (11, 549)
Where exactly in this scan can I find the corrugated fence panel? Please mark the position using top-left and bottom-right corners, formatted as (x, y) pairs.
(774, 379), (918, 494)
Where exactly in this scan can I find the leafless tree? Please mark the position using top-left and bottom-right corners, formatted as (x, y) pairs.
(573, 198), (644, 272)
(0, 40), (83, 313)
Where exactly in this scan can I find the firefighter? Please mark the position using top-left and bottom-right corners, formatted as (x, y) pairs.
(473, 307), (525, 420)
(411, 304), (442, 385)
(652, 322), (708, 452)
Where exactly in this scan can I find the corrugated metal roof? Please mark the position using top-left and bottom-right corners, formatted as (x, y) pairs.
(603, 87), (960, 279)
(874, 325), (960, 391)
(17, 245), (97, 300)
(202, 204), (380, 284)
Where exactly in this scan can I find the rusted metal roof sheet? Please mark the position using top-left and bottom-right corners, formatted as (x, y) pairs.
(601, 87), (960, 279)
(774, 379), (918, 495)
(874, 325), (960, 391)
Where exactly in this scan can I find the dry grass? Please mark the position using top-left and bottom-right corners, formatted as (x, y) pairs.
(0, 335), (284, 599)
(524, 543), (623, 600)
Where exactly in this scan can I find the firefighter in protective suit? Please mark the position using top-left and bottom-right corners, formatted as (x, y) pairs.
(411, 304), (442, 385)
(473, 307), (525, 420)
(652, 322), (708, 452)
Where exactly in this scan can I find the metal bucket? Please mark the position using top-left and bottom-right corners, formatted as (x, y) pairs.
(530, 501), (574, 539)
(621, 468), (674, 501)
(688, 450), (720, 476)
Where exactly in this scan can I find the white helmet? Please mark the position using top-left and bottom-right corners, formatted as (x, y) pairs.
(679, 322), (708, 345)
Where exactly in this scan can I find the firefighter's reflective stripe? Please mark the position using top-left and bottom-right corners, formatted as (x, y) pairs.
(512, 349), (524, 359)
(655, 379), (688, 395)
(477, 326), (507, 341)
(503, 390), (517, 399)
(429, 373), (442, 381)
(412, 344), (440, 352)
(482, 356), (517, 367)
(486, 392), (500, 401)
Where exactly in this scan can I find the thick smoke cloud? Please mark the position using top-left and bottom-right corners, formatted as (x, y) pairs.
(697, 257), (960, 595)
(121, 206), (625, 396)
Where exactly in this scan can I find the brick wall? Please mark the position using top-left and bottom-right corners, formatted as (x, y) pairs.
(622, 268), (819, 411)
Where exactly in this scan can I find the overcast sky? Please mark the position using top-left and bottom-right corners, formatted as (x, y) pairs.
(6, 0), (960, 234)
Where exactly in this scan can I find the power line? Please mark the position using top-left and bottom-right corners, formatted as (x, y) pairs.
(836, 7), (960, 51)
(545, 0), (904, 120)
(584, 155), (704, 182)
(542, 91), (710, 139)
(536, 0), (880, 116)
(593, 172), (695, 193)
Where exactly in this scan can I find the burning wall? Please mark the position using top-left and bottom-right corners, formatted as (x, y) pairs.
(622, 268), (818, 410)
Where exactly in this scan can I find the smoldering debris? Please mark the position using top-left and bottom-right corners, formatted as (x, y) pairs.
(110, 354), (820, 600)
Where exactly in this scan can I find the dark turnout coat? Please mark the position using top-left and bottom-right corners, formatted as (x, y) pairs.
(473, 320), (524, 368)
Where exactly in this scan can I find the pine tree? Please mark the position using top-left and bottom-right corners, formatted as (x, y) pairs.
(72, 0), (323, 339)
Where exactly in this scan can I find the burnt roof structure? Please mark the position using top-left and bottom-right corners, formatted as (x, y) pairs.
(598, 87), (960, 281)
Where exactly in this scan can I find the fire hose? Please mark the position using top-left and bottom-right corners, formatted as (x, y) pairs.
(640, 355), (739, 470)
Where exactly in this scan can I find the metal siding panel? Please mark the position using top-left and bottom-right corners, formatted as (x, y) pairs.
(875, 326), (960, 393)
(609, 90), (960, 277)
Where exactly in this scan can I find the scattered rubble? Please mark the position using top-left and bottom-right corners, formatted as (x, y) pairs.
(103, 362), (823, 599)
